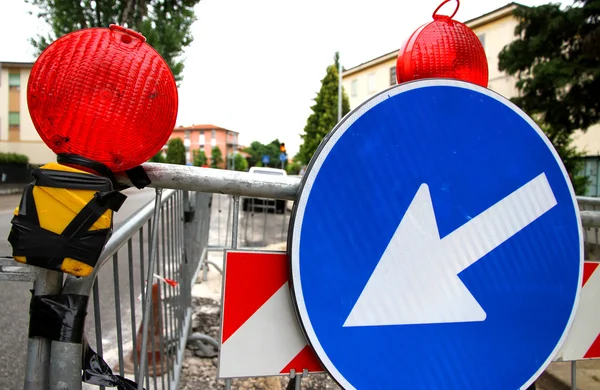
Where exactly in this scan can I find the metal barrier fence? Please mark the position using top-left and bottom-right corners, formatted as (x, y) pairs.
(2, 163), (600, 390)
(0, 188), (212, 390)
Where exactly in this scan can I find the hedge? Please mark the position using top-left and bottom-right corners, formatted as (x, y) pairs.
(0, 152), (29, 164)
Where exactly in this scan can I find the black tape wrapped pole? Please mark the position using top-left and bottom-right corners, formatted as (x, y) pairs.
(28, 293), (144, 389)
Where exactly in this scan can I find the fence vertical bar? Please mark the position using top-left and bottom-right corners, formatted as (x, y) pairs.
(148, 286), (158, 390)
(157, 202), (167, 390)
(128, 238), (140, 383)
(93, 278), (105, 390)
(138, 188), (164, 390)
(24, 270), (62, 390)
(168, 196), (177, 374)
(179, 192), (185, 338)
(232, 196), (239, 250)
(138, 224), (150, 390)
(160, 198), (172, 385)
(172, 194), (181, 355)
(262, 200), (268, 243)
(113, 253), (125, 376)
(251, 198), (256, 245)
(226, 195), (232, 247)
(281, 201), (287, 241)
(217, 194), (222, 246)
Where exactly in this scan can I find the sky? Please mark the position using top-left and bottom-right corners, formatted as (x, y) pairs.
(0, 0), (569, 156)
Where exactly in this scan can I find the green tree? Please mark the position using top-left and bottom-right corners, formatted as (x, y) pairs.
(192, 149), (207, 167)
(149, 151), (166, 163)
(243, 139), (283, 168)
(232, 153), (248, 171)
(165, 138), (185, 165)
(286, 160), (302, 175)
(498, 0), (599, 193)
(296, 52), (350, 165)
(211, 146), (223, 168)
(537, 120), (589, 194)
(26, 0), (201, 83)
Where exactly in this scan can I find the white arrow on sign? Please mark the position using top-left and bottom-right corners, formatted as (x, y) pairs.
(343, 172), (558, 327)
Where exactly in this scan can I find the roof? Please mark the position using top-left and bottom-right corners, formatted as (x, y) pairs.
(342, 2), (522, 77)
(464, 2), (520, 29)
(173, 124), (238, 134)
(342, 49), (399, 78)
(0, 61), (35, 68)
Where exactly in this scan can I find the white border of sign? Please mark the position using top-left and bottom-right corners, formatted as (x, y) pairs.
(289, 79), (583, 390)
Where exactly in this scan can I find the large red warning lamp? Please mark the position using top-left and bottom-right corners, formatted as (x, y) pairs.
(27, 25), (178, 172)
(396, 0), (489, 87)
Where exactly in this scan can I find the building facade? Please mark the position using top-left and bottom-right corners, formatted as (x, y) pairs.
(341, 2), (600, 196)
(0, 61), (56, 165)
(168, 124), (239, 168)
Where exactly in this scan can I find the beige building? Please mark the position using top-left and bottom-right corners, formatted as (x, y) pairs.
(0, 61), (56, 165)
(167, 124), (239, 168)
(342, 2), (600, 195)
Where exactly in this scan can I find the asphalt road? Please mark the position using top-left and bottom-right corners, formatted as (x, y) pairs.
(0, 187), (156, 390)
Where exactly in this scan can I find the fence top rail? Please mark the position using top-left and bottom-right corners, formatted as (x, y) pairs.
(576, 196), (600, 207)
(116, 163), (301, 200)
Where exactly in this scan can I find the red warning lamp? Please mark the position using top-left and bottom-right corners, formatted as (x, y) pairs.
(27, 24), (178, 172)
(396, 0), (488, 87)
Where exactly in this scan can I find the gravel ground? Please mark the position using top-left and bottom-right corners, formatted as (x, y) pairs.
(179, 297), (339, 390)
(177, 296), (569, 390)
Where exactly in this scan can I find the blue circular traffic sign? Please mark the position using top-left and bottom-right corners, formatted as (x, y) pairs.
(289, 79), (583, 389)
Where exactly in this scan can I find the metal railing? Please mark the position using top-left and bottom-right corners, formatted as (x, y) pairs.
(2, 187), (212, 390)
(2, 163), (600, 390)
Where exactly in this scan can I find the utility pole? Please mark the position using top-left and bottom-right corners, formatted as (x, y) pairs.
(338, 53), (342, 123)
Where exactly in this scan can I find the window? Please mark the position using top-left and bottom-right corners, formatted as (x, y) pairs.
(583, 157), (600, 197)
(8, 112), (19, 126)
(185, 151), (191, 164)
(8, 73), (20, 90)
(368, 73), (376, 93)
(390, 66), (397, 86)
(199, 131), (205, 146)
(184, 130), (191, 147)
(211, 129), (217, 147)
(478, 34), (486, 50)
(351, 79), (358, 97)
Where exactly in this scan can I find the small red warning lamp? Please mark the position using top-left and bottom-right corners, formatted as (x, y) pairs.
(396, 0), (488, 87)
(27, 24), (178, 171)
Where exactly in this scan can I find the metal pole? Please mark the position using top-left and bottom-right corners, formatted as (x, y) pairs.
(225, 196), (240, 390)
(232, 196), (239, 251)
(24, 270), (63, 390)
(571, 361), (576, 390)
(137, 188), (164, 390)
(49, 341), (83, 390)
(338, 53), (342, 122)
(115, 163), (300, 200)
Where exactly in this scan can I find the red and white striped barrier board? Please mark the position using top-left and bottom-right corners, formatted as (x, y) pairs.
(554, 261), (600, 361)
(218, 251), (324, 378)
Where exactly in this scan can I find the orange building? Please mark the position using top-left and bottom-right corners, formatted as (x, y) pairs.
(167, 124), (239, 168)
